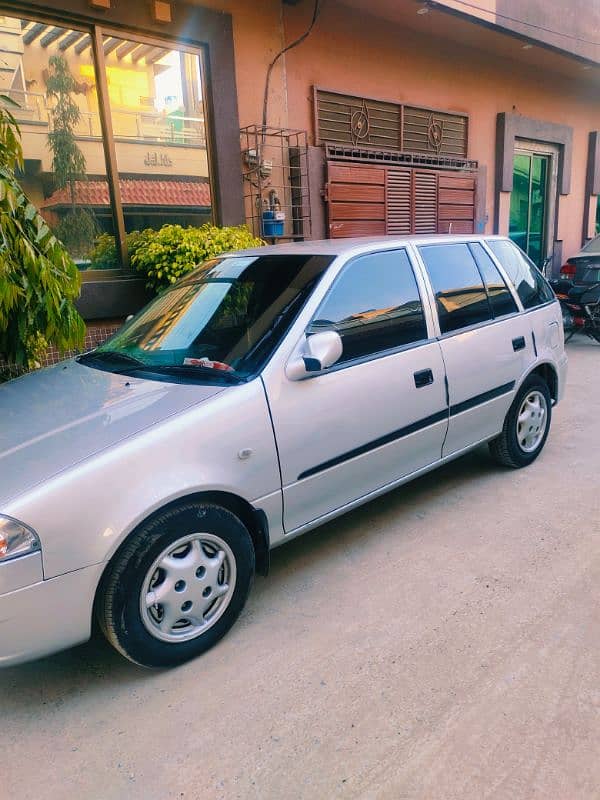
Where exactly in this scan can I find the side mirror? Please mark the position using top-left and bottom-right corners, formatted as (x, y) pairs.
(286, 330), (343, 381)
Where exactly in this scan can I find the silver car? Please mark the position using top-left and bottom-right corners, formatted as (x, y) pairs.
(0, 235), (567, 667)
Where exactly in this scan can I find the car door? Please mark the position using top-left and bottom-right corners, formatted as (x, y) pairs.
(416, 241), (536, 457)
(261, 247), (449, 534)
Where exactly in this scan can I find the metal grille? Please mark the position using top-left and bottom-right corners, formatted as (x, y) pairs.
(403, 106), (468, 158)
(325, 143), (477, 171)
(240, 125), (311, 241)
(316, 90), (469, 160)
(316, 90), (401, 149)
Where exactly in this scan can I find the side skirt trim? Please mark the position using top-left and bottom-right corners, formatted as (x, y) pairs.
(277, 433), (498, 546)
(297, 409), (448, 481)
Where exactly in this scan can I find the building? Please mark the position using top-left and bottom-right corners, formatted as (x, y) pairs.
(2, 0), (599, 331)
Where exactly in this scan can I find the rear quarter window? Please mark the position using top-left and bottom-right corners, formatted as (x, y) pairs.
(418, 243), (492, 334)
(469, 242), (518, 318)
(487, 239), (555, 309)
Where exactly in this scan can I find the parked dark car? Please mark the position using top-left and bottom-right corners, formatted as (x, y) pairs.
(555, 234), (600, 290)
(549, 235), (600, 342)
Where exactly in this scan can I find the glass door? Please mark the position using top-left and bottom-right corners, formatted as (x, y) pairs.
(509, 152), (549, 267)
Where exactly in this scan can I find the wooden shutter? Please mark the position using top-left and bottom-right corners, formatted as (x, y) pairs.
(385, 168), (411, 235)
(437, 174), (475, 234)
(326, 162), (386, 238)
(326, 160), (477, 239)
(413, 171), (438, 234)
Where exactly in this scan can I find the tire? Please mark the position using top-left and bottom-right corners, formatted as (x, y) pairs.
(488, 375), (552, 469)
(561, 305), (575, 337)
(96, 502), (255, 668)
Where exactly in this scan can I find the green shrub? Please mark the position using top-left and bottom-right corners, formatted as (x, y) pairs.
(54, 207), (98, 260)
(0, 167), (85, 365)
(0, 94), (84, 366)
(89, 232), (118, 270)
(89, 230), (147, 270)
(131, 223), (263, 293)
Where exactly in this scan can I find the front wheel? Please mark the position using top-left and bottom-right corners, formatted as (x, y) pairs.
(96, 502), (255, 667)
(489, 375), (552, 468)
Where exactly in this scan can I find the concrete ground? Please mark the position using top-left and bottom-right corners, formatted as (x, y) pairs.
(2, 342), (599, 800)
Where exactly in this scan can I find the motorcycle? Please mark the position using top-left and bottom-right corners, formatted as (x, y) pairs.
(549, 276), (600, 343)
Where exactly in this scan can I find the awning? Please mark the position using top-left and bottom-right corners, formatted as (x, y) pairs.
(43, 178), (211, 209)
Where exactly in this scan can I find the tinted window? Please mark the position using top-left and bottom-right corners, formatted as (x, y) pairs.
(469, 243), (518, 318)
(488, 240), (555, 309)
(308, 250), (427, 363)
(94, 254), (332, 379)
(419, 243), (492, 334)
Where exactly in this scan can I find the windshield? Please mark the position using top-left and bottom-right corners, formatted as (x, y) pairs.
(581, 234), (600, 255)
(88, 254), (333, 380)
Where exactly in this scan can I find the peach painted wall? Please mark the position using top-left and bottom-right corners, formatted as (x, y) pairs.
(189, 0), (288, 129)
(277, 0), (600, 258)
(186, 0), (599, 258)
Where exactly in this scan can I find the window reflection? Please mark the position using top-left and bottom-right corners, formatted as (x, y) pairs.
(488, 240), (554, 310)
(0, 15), (111, 268)
(309, 250), (427, 362)
(469, 242), (518, 318)
(102, 34), (211, 241)
(0, 16), (213, 272)
(419, 243), (492, 334)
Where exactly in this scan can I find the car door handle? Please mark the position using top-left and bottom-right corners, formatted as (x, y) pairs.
(512, 336), (526, 352)
(414, 368), (434, 388)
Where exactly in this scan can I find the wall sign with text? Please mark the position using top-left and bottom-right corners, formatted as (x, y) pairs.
(144, 151), (173, 168)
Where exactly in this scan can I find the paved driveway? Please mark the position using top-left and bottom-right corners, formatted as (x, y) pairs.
(2, 342), (599, 800)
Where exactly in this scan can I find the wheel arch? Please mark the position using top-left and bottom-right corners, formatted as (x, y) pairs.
(527, 361), (558, 402)
(93, 491), (270, 619)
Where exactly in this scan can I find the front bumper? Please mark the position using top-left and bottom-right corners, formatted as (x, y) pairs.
(0, 562), (105, 667)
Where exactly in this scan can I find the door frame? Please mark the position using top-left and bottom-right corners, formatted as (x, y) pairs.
(495, 113), (573, 276)
(511, 139), (559, 270)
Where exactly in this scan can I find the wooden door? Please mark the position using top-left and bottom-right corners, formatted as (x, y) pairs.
(326, 160), (477, 238)
(326, 162), (386, 238)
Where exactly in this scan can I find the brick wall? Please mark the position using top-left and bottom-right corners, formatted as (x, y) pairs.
(0, 322), (122, 381)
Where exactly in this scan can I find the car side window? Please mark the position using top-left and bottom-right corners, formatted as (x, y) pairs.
(487, 239), (555, 309)
(469, 242), (519, 318)
(308, 249), (428, 364)
(418, 243), (492, 334)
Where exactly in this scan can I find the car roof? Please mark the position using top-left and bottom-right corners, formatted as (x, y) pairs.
(230, 234), (509, 259)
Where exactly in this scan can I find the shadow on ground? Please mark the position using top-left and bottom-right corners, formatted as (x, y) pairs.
(0, 443), (496, 701)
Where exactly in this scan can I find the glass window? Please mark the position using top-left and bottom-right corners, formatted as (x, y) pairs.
(0, 15), (112, 269)
(509, 152), (549, 268)
(101, 34), (211, 242)
(488, 239), (555, 309)
(86, 255), (332, 380)
(308, 250), (427, 363)
(419, 243), (492, 334)
(469, 243), (518, 318)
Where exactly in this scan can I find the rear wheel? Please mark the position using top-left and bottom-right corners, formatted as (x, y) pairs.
(96, 502), (255, 667)
(489, 375), (552, 468)
(561, 304), (575, 339)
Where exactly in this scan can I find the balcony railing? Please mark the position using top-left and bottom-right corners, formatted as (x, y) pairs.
(2, 90), (206, 147)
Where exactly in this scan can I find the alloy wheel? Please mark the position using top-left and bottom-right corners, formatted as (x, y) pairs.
(140, 533), (237, 643)
(516, 389), (548, 453)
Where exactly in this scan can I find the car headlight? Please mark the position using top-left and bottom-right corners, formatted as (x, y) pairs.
(0, 515), (40, 562)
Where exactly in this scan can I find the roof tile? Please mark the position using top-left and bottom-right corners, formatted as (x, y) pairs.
(43, 179), (211, 209)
